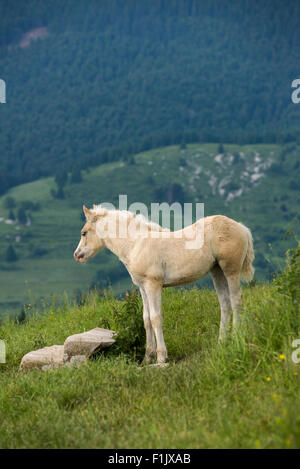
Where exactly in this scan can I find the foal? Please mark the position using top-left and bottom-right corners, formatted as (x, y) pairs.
(74, 205), (254, 365)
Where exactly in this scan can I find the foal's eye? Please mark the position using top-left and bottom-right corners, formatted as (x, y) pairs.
(82, 231), (87, 237)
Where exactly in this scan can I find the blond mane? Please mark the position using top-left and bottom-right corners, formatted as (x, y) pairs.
(91, 205), (169, 232)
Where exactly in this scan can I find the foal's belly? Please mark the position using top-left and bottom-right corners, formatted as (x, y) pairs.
(162, 265), (211, 287)
(161, 250), (214, 287)
(163, 275), (205, 287)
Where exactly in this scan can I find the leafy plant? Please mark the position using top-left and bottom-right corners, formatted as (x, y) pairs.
(4, 196), (15, 209)
(218, 143), (225, 154)
(99, 289), (145, 361)
(5, 245), (18, 262)
(15, 307), (26, 324)
(274, 242), (300, 310)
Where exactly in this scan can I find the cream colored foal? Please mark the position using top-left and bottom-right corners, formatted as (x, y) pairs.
(74, 205), (254, 365)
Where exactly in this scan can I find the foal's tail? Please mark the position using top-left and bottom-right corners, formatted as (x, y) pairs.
(240, 224), (255, 282)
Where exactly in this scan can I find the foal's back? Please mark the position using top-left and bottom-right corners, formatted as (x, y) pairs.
(131, 215), (250, 286)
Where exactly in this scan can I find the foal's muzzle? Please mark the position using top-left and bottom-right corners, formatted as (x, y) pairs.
(74, 251), (86, 263)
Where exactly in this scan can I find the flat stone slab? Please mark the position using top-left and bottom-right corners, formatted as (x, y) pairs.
(64, 327), (116, 358)
(19, 345), (65, 371)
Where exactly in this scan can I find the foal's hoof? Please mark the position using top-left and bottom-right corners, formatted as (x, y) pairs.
(218, 333), (229, 344)
(142, 352), (156, 365)
(148, 362), (169, 368)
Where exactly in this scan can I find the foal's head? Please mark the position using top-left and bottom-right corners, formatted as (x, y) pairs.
(73, 206), (105, 263)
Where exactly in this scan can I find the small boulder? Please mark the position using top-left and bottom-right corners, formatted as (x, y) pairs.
(19, 328), (117, 372)
(64, 355), (87, 368)
(64, 327), (116, 359)
(19, 345), (64, 371)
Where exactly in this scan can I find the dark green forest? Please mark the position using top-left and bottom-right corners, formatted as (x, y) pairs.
(1, 0), (300, 193)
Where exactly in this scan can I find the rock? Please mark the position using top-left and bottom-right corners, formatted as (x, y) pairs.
(19, 328), (117, 372)
(64, 355), (87, 368)
(64, 327), (116, 359)
(19, 345), (65, 371)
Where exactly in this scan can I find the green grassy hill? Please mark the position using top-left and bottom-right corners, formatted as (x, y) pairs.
(0, 142), (299, 317)
(0, 284), (299, 448)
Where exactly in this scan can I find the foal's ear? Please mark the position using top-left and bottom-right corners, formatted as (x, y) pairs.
(83, 205), (95, 221)
(83, 205), (104, 223)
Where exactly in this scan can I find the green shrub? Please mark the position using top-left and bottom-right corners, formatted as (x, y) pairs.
(20, 200), (40, 211)
(289, 180), (299, 191)
(5, 245), (18, 262)
(15, 307), (26, 324)
(17, 207), (27, 225)
(218, 143), (224, 153)
(8, 209), (15, 220)
(274, 242), (300, 310)
(225, 181), (240, 192)
(4, 196), (16, 209)
(71, 167), (83, 183)
(99, 289), (145, 361)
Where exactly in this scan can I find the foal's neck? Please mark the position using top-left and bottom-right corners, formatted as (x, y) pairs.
(103, 235), (135, 265)
(98, 213), (136, 264)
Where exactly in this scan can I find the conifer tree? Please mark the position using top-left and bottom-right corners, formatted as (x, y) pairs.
(5, 245), (17, 262)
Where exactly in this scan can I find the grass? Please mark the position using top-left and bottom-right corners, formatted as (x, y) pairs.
(0, 284), (299, 448)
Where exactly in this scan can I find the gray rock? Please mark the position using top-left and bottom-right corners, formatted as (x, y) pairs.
(64, 355), (87, 368)
(64, 327), (116, 359)
(19, 328), (116, 372)
(19, 345), (65, 371)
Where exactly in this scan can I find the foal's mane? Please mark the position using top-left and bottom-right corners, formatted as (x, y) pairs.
(91, 205), (169, 232)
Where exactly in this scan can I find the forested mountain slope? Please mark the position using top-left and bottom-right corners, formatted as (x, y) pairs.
(1, 0), (300, 193)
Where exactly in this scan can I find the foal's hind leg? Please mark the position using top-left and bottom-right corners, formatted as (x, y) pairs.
(210, 264), (232, 342)
(226, 275), (242, 329)
(218, 261), (242, 331)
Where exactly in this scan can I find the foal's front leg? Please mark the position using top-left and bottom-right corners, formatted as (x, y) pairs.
(143, 281), (167, 365)
(140, 286), (156, 363)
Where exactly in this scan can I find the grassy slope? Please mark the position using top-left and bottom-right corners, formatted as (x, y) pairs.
(0, 142), (299, 316)
(0, 285), (299, 449)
